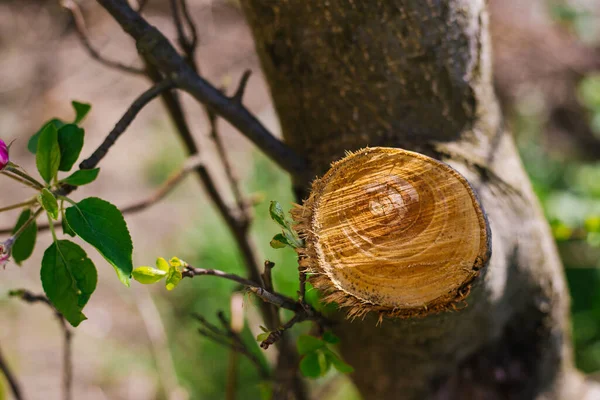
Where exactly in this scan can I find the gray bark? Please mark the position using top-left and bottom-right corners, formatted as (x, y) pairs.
(241, 1), (600, 399)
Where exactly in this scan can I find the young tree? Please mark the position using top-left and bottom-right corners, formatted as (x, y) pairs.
(1, 1), (599, 399)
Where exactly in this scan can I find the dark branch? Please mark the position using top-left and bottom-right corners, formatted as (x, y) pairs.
(232, 70), (252, 104)
(0, 343), (25, 400)
(194, 313), (270, 379)
(169, 0), (198, 69)
(9, 290), (73, 400)
(61, 0), (145, 75)
(95, 0), (310, 182)
(260, 313), (305, 350)
(79, 79), (175, 170)
(182, 266), (298, 312)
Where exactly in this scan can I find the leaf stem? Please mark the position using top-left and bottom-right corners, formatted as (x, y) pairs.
(4, 166), (45, 189)
(1, 170), (43, 190)
(0, 198), (37, 213)
(47, 211), (58, 243)
(12, 208), (44, 240)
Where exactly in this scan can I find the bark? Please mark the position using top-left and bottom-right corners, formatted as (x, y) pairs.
(241, 1), (600, 399)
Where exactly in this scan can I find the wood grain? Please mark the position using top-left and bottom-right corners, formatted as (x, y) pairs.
(294, 147), (490, 319)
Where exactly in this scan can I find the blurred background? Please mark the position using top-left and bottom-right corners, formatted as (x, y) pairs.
(0, 0), (599, 399)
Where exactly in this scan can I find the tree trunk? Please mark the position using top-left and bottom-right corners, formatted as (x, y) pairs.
(241, 1), (600, 399)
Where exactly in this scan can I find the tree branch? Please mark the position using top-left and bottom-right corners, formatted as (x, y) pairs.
(95, 0), (309, 182)
(60, 0), (145, 75)
(194, 312), (270, 380)
(0, 343), (25, 400)
(182, 266), (298, 312)
(78, 79), (175, 170)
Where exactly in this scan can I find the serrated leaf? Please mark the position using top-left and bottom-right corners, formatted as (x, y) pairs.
(38, 188), (59, 220)
(270, 233), (289, 249)
(156, 257), (170, 272)
(36, 123), (61, 183)
(72, 101), (91, 124)
(323, 331), (340, 344)
(166, 266), (182, 290)
(256, 332), (270, 342)
(269, 201), (289, 228)
(299, 352), (324, 378)
(41, 240), (97, 327)
(57, 124), (85, 171)
(133, 266), (167, 284)
(28, 119), (65, 153)
(297, 335), (325, 355)
(65, 197), (133, 286)
(60, 168), (99, 186)
(323, 349), (354, 373)
(12, 209), (37, 265)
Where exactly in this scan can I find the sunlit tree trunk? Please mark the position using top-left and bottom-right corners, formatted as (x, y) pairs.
(241, 1), (600, 398)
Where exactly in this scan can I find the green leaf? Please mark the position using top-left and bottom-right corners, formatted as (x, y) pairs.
(38, 188), (59, 220)
(156, 257), (170, 272)
(132, 266), (167, 284)
(36, 123), (61, 183)
(72, 101), (91, 124)
(61, 201), (76, 237)
(11, 209), (37, 265)
(65, 197), (133, 286)
(60, 168), (99, 186)
(300, 352), (325, 378)
(28, 119), (65, 154)
(270, 233), (290, 249)
(269, 201), (289, 228)
(62, 214), (75, 237)
(283, 228), (303, 248)
(165, 266), (182, 290)
(322, 331), (340, 344)
(57, 124), (85, 171)
(297, 335), (325, 355)
(256, 332), (270, 342)
(323, 349), (354, 373)
(40, 240), (97, 327)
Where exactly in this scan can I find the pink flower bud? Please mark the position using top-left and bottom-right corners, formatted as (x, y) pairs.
(0, 139), (8, 170)
(0, 237), (14, 269)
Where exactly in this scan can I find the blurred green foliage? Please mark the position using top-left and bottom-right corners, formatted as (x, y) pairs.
(515, 73), (600, 373)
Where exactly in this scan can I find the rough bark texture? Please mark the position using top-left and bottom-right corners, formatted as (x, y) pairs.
(241, 1), (600, 399)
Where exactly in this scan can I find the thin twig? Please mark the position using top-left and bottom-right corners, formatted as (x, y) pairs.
(260, 313), (305, 350)
(9, 290), (72, 400)
(78, 79), (175, 170)
(96, 0), (310, 182)
(182, 266), (298, 312)
(60, 0), (145, 75)
(194, 313), (269, 379)
(0, 154), (199, 235)
(0, 198), (37, 213)
(231, 70), (252, 104)
(0, 343), (25, 400)
(261, 260), (275, 294)
(208, 109), (247, 218)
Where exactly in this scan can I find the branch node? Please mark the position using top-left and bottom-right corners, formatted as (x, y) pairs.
(232, 70), (252, 104)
